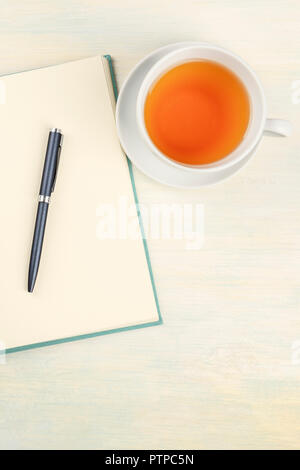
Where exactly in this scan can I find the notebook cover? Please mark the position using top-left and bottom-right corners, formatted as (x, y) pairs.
(4, 55), (162, 355)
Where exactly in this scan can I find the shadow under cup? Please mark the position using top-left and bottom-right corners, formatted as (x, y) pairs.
(136, 45), (266, 172)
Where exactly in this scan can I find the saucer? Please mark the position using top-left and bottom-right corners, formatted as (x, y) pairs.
(116, 42), (253, 188)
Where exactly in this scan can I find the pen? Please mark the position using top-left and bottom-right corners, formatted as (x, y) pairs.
(28, 128), (63, 293)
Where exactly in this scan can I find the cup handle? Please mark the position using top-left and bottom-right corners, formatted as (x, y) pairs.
(264, 118), (292, 137)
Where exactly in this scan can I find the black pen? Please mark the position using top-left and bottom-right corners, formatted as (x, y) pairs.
(28, 128), (63, 293)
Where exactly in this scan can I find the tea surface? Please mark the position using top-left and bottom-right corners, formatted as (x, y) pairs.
(144, 60), (250, 165)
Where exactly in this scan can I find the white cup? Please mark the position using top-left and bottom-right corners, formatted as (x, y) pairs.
(136, 43), (292, 173)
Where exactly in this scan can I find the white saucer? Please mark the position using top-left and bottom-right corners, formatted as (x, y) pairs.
(116, 42), (253, 189)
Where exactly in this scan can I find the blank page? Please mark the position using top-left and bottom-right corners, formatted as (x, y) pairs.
(0, 56), (159, 350)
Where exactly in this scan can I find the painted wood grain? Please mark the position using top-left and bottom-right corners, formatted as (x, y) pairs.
(0, 0), (299, 450)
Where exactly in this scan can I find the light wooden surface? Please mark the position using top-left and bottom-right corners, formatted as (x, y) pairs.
(0, 0), (300, 450)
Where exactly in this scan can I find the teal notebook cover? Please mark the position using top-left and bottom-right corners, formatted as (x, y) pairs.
(4, 55), (162, 355)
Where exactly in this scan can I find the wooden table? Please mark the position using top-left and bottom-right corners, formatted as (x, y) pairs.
(0, 0), (299, 450)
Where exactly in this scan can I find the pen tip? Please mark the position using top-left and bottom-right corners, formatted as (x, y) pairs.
(28, 282), (35, 293)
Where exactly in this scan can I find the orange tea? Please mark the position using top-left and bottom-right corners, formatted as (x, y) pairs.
(144, 60), (250, 165)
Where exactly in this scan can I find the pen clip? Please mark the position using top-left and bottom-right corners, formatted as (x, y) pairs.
(51, 137), (63, 193)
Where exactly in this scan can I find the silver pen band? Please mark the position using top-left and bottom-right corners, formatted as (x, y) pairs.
(39, 195), (51, 203)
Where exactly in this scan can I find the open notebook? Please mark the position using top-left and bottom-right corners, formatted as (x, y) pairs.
(0, 55), (161, 353)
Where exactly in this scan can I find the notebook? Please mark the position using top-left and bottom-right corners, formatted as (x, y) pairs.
(0, 55), (161, 354)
